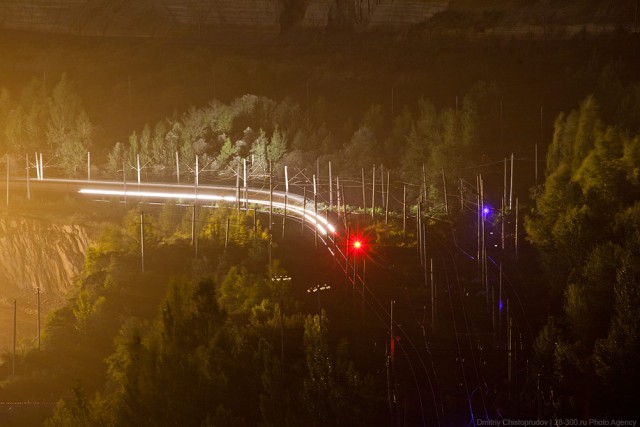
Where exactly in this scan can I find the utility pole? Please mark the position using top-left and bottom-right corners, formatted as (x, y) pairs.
(417, 203), (423, 265)
(35, 152), (40, 181)
(313, 174), (318, 249)
(225, 217), (230, 250)
(442, 168), (448, 214)
(137, 154), (141, 185)
(422, 215), (427, 271)
(195, 155), (199, 193)
(316, 158), (320, 198)
(87, 152), (91, 181)
(193, 155), (199, 257)
(480, 174), (487, 306)
(403, 184), (406, 237)
(345, 229), (350, 281)
(352, 237), (358, 288)
(337, 176), (341, 219)
(40, 153), (43, 180)
(371, 164), (376, 221)
(302, 187), (306, 235)
(422, 163), (427, 204)
(140, 212), (145, 273)
(176, 151), (180, 184)
(381, 164), (385, 213)
(385, 170), (390, 224)
(269, 160), (273, 233)
(253, 208), (257, 238)
(243, 158), (248, 210)
(26, 154), (30, 201)
(123, 160), (127, 204)
(501, 197), (506, 250)
(504, 157), (507, 207)
(477, 176), (481, 274)
(192, 204), (197, 255)
(361, 168), (366, 213)
(431, 258), (435, 334)
(509, 153), (514, 210)
(283, 166), (288, 239)
(329, 161), (333, 211)
(235, 166), (240, 212)
(341, 183), (347, 222)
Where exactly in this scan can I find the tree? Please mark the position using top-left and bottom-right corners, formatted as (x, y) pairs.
(46, 383), (94, 427)
(528, 96), (640, 415)
(217, 266), (267, 316)
(268, 126), (288, 167)
(107, 142), (125, 176)
(4, 106), (25, 153)
(151, 120), (169, 171)
(303, 312), (338, 425)
(215, 136), (240, 171)
(343, 125), (380, 170)
(58, 137), (86, 177)
(249, 128), (270, 173)
(47, 74), (81, 150)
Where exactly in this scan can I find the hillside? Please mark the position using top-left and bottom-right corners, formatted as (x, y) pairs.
(0, 0), (448, 37)
(0, 0), (635, 39)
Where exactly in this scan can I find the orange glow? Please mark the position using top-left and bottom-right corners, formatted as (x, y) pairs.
(353, 240), (362, 249)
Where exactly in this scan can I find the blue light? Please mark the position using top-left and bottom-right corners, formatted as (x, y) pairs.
(499, 299), (503, 311)
(482, 206), (491, 215)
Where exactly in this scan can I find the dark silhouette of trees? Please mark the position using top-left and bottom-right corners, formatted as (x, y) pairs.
(527, 95), (640, 416)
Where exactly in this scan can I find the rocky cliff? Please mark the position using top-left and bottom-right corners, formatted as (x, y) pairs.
(0, 215), (89, 297)
(0, 214), (90, 351)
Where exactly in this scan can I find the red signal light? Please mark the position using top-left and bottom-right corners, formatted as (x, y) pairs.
(353, 240), (362, 250)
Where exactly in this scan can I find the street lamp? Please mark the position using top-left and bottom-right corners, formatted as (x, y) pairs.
(307, 284), (331, 339)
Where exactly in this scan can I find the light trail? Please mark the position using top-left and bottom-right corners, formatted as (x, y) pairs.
(78, 188), (336, 235)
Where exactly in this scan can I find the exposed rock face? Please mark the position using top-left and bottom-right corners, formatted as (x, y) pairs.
(0, 0), (449, 36)
(0, 215), (89, 296)
(301, 0), (333, 28)
(368, 1), (448, 29)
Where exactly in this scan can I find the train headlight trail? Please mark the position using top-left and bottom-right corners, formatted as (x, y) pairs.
(78, 188), (335, 236)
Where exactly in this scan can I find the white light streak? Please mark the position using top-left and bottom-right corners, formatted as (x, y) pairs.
(78, 188), (335, 235)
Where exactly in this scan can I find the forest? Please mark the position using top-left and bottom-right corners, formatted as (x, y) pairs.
(0, 25), (639, 424)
